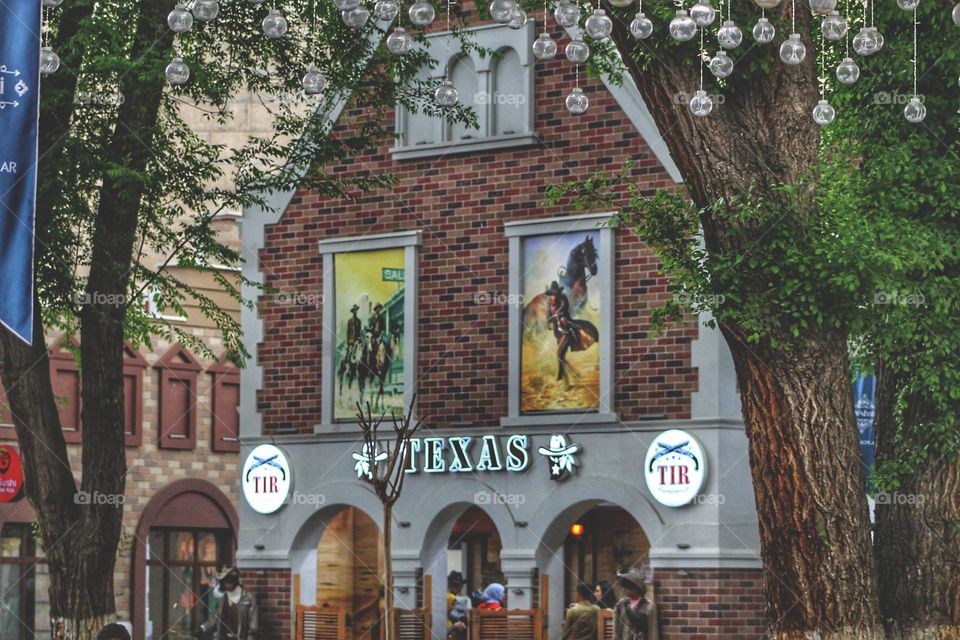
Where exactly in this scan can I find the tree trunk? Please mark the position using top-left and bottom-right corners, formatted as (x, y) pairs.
(383, 503), (395, 640)
(874, 366), (960, 639)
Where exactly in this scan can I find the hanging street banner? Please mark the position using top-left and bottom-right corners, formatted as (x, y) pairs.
(0, 0), (41, 344)
(853, 373), (877, 488)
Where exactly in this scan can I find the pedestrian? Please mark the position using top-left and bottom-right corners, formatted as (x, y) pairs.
(476, 582), (506, 611)
(563, 581), (600, 640)
(594, 580), (618, 610)
(612, 571), (658, 640)
(96, 623), (131, 640)
(196, 568), (259, 640)
(446, 570), (471, 640)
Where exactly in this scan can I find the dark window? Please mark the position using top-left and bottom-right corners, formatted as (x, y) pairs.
(0, 524), (49, 639)
(156, 346), (202, 450)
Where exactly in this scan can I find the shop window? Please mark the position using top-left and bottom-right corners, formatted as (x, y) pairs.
(208, 355), (240, 453)
(0, 523), (50, 639)
(49, 344), (82, 444)
(123, 344), (147, 447)
(155, 345), (202, 450)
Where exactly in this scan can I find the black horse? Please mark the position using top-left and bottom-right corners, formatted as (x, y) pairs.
(523, 235), (599, 328)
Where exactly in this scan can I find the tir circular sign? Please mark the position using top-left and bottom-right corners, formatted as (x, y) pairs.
(0, 446), (24, 503)
(242, 444), (292, 514)
(644, 429), (707, 507)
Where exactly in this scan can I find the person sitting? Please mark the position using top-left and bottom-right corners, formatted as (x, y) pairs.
(446, 570), (470, 640)
(563, 582), (600, 640)
(476, 583), (506, 611)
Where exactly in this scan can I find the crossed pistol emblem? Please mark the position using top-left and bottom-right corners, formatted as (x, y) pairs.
(648, 440), (700, 473)
(245, 454), (287, 482)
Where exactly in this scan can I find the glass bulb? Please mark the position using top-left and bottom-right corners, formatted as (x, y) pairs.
(954, 2), (960, 25)
(386, 27), (413, 54)
(812, 99), (835, 125)
(708, 51), (734, 78)
(753, 17), (775, 43)
(342, 5), (370, 27)
(565, 39), (590, 63)
(835, 57), (860, 84)
(39, 47), (60, 75)
(334, 0), (359, 10)
(373, 0), (399, 20)
(435, 79), (459, 107)
(630, 12), (654, 39)
(262, 9), (288, 37)
(717, 20), (742, 49)
(554, 1), (580, 28)
(870, 27), (884, 51)
(609, 0), (633, 7)
(669, 10), (697, 42)
(585, 9), (613, 39)
(408, 0), (435, 26)
(904, 97), (926, 123)
(302, 66), (327, 94)
(852, 27), (877, 56)
(689, 90), (713, 117)
(779, 33), (806, 65)
(754, 0), (781, 7)
(167, 4), (194, 32)
(566, 87), (589, 114)
(690, 0), (716, 27)
(42, 0), (64, 6)
(533, 32), (558, 60)
(507, 4), (528, 28)
(821, 11), (847, 40)
(896, 0), (919, 9)
(165, 57), (189, 85)
(191, 0), (219, 22)
(490, 0), (516, 22)
(808, 0), (836, 15)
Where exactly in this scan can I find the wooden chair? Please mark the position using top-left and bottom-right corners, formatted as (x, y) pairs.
(295, 605), (347, 640)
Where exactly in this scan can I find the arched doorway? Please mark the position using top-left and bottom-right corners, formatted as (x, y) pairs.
(447, 506), (503, 600)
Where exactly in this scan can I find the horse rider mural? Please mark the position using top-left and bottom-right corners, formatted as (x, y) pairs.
(545, 281), (599, 382)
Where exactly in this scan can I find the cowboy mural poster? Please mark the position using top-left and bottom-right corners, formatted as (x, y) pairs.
(520, 231), (601, 413)
(333, 247), (405, 420)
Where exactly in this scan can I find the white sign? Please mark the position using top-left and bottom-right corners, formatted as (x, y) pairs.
(242, 444), (292, 514)
(644, 429), (706, 507)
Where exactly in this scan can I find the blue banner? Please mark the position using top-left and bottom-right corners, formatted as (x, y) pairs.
(853, 373), (877, 485)
(0, 0), (41, 344)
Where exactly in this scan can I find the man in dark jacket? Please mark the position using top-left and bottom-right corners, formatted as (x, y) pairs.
(197, 568), (258, 640)
(612, 571), (658, 640)
(563, 582), (600, 640)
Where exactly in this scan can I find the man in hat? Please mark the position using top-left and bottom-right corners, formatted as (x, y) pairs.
(197, 568), (258, 640)
(446, 570), (470, 640)
(612, 570), (658, 640)
(544, 281), (598, 381)
(563, 581), (600, 640)
(346, 304), (362, 349)
(367, 302), (386, 344)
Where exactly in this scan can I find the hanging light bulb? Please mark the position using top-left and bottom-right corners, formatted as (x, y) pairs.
(752, 17), (775, 43)
(191, 0), (219, 22)
(507, 4), (528, 28)
(373, 0), (399, 19)
(165, 57), (190, 84)
(821, 11), (847, 40)
(690, 0), (716, 27)
(609, 0), (633, 7)
(689, 90), (713, 116)
(812, 99), (836, 125)
(302, 66), (327, 94)
(533, 32), (558, 59)
(904, 97), (926, 122)
(334, 0), (360, 10)
(669, 10), (697, 41)
(630, 12), (654, 38)
(565, 38), (590, 63)
(585, 9), (613, 39)
(343, 5), (370, 27)
(262, 9), (289, 37)
(896, 0), (918, 9)
(953, 2), (960, 25)
(852, 27), (877, 55)
(42, 0), (64, 6)
(808, 0), (835, 15)
(167, 3), (194, 32)
(566, 87), (589, 114)
(870, 26), (884, 51)
(708, 50), (734, 77)
(386, 27), (413, 53)
(39, 47), (60, 75)
(554, 0), (579, 28)
(490, 0), (515, 22)
(435, 79), (459, 106)
(754, 0), (781, 7)
(717, 20), (742, 48)
(408, 0), (435, 25)
(835, 57), (860, 84)
(779, 33), (806, 64)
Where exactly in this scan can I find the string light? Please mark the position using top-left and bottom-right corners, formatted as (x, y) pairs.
(904, 5), (926, 122)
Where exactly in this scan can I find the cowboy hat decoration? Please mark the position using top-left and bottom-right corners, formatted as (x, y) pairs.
(537, 434), (582, 481)
(545, 281), (565, 296)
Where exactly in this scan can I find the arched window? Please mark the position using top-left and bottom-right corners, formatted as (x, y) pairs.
(492, 48), (526, 136)
(447, 55), (479, 143)
(402, 67), (440, 148)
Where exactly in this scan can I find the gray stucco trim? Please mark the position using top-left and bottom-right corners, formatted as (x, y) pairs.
(317, 229), (422, 254)
(390, 132), (539, 161)
(690, 310), (743, 423)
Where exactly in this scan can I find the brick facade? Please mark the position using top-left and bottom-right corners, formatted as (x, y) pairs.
(656, 569), (767, 639)
(243, 568), (293, 640)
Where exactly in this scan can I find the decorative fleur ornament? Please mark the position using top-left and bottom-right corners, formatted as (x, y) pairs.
(753, 17), (775, 43)
(334, 0), (359, 10)
(852, 27), (878, 55)
(191, 0), (219, 21)
(708, 51), (734, 77)
(754, 0), (781, 8)
(409, 0), (436, 26)
(821, 11), (847, 40)
(717, 20), (742, 48)
(689, 90), (713, 116)
(835, 56), (860, 84)
(435, 79), (459, 106)
(954, 2), (960, 25)
(533, 32), (558, 59)
(669, 10), (697, 42)
(869, 27), (884, 51)
(779, 33), (806, 64)
(507, 4), (528, 28)
(302, 66), (327, 94)
(630, 12), (654, 38)
(565, 87), (589, 114)
(812, 99), (836, 125)
(690, 0), (716, 27)
(565, 38), (590, 63)
(896, 0), (919, 9)
(167, 3), (194, 32)
(39, 47), (60, 75)
(373, 0), (399, 20)
(343, 5), (371, 27)
(490, 0), (515, 22)
(165, 57), (190, 84)
(554, 1), (580, 28)
(904, 97), (926, 123)
(262, 9), (289, 37)
(807, 0), (836, 15)
(386, 27), (413, 53)
(585, 9), (613, 39)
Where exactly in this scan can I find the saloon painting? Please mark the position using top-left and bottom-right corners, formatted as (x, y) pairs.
(520, 231), (601, 413)
(333, 247), (405, 420)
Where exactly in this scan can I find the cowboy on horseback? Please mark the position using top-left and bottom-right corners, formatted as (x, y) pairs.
(545, 281), (599, 382)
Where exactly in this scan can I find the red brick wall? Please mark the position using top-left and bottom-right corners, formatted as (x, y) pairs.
(257, 8), (698, 435)
(655, 568), (767, 639)
(244, 568), (292, 640)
